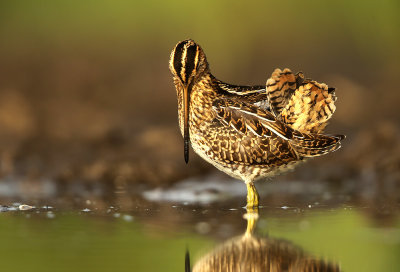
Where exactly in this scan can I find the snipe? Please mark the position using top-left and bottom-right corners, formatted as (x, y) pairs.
(169, 39), (344, 208)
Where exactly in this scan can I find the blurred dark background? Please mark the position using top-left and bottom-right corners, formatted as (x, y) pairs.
(0, 0), (399, 205)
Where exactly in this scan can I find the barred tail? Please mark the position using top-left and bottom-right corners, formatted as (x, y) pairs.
(266, 68), (345, 157)
(290, 133), (344, 157)
(266, 68), (337, 134)
(280, 81), (337, 134)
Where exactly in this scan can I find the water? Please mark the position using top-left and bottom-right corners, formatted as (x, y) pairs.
(1, 199), (399, 272)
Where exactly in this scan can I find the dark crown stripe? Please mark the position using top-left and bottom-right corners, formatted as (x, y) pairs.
(184, 44), (198, 83)
(173, 41), (185, 81)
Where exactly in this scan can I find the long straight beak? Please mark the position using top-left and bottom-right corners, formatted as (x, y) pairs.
(183, 86), (190, 164)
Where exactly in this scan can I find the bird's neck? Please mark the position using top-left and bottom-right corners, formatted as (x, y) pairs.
(176, 73), (218, 137)
(190, 74), (218, 126)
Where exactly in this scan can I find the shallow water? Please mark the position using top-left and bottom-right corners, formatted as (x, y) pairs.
(1, 197), (399, 272)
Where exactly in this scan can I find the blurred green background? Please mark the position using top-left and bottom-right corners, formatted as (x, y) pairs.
(0, 0), (399, 190)
(0, 2), (399, 271)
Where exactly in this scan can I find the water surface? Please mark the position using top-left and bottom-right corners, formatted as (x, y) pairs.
(1, 198), (399, 272)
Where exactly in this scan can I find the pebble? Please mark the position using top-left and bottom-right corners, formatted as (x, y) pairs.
(19, 204), (34, 211)
(122, 215), (134, 222)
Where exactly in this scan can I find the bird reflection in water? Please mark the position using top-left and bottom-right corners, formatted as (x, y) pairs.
(187, 209), (340, 272)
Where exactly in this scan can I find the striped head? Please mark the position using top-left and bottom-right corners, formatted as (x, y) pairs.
(169, 39), (209, 164)
(169, 39), (209, 87)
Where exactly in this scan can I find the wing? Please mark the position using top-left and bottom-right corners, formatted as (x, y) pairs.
(215, 80), (271, 111)
(266, 68), (304, 117)
(213, 98), (295, 140)
(209, 98), (297, 166)
(211, 98), (343, 162)
(216, 81), (266, 96)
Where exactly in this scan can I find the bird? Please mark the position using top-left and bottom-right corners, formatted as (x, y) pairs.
(169, 39), (344, 208)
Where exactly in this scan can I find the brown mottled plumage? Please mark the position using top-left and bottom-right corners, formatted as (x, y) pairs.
(169, 39), (344, 207)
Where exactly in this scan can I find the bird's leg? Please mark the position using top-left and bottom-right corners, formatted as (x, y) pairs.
(244, 183), (259, 237)
(246, 182), (259, 208)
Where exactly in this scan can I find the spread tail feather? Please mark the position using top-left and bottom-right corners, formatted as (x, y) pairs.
(281, 81), (337, 134)
(290, 133), (345, 157)
(266, 68), (337, 134)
